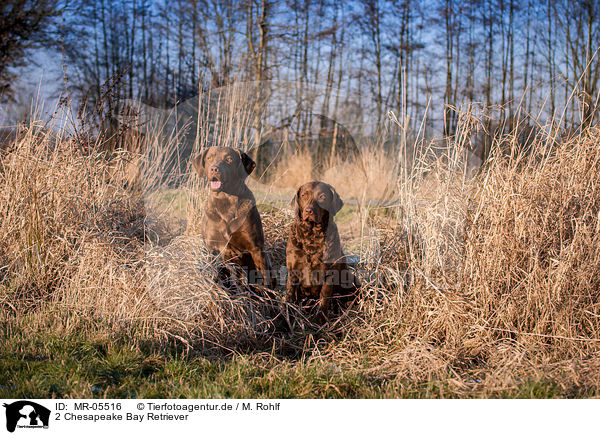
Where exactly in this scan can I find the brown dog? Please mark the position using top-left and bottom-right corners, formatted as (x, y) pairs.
(192, 146), (274, 290)
(286, 181), (359, 318)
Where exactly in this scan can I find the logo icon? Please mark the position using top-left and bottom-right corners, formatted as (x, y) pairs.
(3, 401), (50, 433)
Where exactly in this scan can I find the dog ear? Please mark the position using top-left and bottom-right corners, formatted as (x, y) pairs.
(329, 186), (344, 215)
(291, 187), (301, 218)
(237, 149), (256, 177)
(192, 148), (209, 178)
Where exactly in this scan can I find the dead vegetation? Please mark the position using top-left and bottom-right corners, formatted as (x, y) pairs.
(1, 104), (600, 398)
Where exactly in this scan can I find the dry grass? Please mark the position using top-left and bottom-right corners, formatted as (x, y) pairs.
(321, 147), (399, 201)
(462, 127), (600, 355)
(0, 121), (287, 356)
(271, 150), (315, 190)
(318, 124), (600, 397)
(270, 146), (399, 201)
(2, 99), (600, 397)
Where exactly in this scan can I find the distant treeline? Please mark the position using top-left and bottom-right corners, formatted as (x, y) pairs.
(3, 1), (600, 138)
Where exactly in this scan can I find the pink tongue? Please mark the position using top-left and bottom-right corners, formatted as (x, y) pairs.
(210, 180), (222, 190)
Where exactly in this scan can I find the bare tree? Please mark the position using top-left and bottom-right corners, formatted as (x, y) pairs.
(558, 0), (600, 127)
(358, 0), (384, 129)
(0, 0), (59, 99)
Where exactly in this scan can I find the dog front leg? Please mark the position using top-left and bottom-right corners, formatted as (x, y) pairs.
(286, 268), (301, 304)
(249, 248), (275, 289)
(219, 248), (245, 291)
(319, 283), (334, 320)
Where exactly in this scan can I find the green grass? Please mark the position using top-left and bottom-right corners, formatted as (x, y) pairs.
(333, 203), (358, 224)
(256, 201), (288, 215)
(0, 327), (384, 399)
(145, 188), (189, 219)
(1, 321), (591, 399)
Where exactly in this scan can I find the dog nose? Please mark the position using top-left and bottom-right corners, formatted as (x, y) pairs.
(304, 207), (315, 216)
(209, 165), (220, 175)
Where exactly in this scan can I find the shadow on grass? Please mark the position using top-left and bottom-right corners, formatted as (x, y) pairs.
(0, 321), (393, 399)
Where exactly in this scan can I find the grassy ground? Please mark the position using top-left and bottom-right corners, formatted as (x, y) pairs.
(1, 320), (586, 399)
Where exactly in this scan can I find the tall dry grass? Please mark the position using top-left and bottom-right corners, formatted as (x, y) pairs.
(269, 146), (399, 201)
(317, 117), (600, 395)
(0, 116), (285, 354)
(2, 91), (600, 396)
(463, 127), (600, 353)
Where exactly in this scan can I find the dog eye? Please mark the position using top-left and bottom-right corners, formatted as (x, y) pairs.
(318, 194), (327, 202)
(225, 156), (233, 163)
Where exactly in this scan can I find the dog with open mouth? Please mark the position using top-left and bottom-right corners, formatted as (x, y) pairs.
(286, 181), (360, 319)
(192, 146), (274, 290)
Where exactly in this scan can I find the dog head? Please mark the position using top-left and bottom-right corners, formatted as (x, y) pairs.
(291, 181), (343, 226)
(192, 146), (256, 194)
